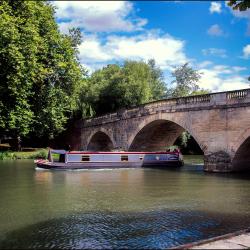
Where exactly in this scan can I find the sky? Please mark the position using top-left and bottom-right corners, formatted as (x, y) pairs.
(52, 1), (250, 92)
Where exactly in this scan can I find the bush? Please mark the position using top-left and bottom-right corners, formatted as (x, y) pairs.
(0, 149), (48, 160)
(32, 149), (48, 159)
(0, 151), (16, 160)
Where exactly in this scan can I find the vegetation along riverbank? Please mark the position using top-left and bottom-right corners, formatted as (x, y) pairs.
(0, 148), (48, 160)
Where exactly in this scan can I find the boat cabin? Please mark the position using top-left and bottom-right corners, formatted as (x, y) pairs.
(48, 150), (180, 163)
(37, 149), (183, 170)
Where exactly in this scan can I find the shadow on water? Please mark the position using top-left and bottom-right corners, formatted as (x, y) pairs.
(0, 209), (250, 249)
(160, 163), (250, 181)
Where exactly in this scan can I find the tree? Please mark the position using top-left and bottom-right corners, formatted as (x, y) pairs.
(0, 1), (85, 145)
(147, 59), (166, 100)
(119, 61), (154, 107)
(170, 63), (202, 98)
(84, 64), (123, 116)
(0, 1), (35, 138)
(191, 89), (210, 96)
(228, 0), (250, 11)
(78, 60), (167, 117)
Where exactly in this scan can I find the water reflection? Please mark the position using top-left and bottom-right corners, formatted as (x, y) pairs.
(0, 161), (249, 249)
(34, 170), (53, 185)
(1, 209), (249, 249)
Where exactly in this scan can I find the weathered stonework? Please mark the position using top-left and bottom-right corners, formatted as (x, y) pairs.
(67, 89), (250, 172)
(204, 151), (232, 172)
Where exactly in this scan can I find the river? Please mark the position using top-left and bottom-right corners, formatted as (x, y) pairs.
(0, 158), (249, 249)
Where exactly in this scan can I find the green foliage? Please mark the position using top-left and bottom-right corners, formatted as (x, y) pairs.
(118, 61), (153, 108)
(166, 145), (179, 151)
(0, 149), (48, 160)
(0, 0), (85, 142)
(0, 1), (35, 137)
(180, 131), (191, 147)
(191, 89), (210, 96)
(78, 60), (167, 116)
(228, 0), (250, 11)
(0, 151), (16, 160)
(32, 149), (48, 159)
(147, 59), (166, 100)
(170, 63), (202, 97)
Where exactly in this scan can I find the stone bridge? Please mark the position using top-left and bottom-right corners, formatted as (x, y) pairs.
(67, 89), (250, 172)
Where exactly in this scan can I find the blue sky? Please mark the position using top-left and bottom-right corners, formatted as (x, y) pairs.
(53, 1), (250, 91)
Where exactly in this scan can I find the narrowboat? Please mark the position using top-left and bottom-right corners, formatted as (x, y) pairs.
(35, 149), (184, 170)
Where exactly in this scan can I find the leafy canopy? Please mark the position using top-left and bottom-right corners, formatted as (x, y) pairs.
(0, 0), (85, 141)
(78, 60), (167, 116)
(169, 63), (205, 97)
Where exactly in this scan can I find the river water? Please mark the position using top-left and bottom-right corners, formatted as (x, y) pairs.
(0, 159), (249, 249)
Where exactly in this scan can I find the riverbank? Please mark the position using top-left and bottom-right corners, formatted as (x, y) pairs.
(0, 149), (48, 160)
(171, 228), (250, 249)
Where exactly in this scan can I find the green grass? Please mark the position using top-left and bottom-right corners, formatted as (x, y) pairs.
(0, 149), (48, 160)
(0, 151), (16, 160)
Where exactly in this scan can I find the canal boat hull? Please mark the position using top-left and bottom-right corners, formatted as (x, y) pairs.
(36, 161), (143, 170)
(35, 150), (183, 170)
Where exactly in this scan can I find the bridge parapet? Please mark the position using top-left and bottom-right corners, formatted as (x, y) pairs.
(226, 88), (250, 100)
(84, 88), (250, 127)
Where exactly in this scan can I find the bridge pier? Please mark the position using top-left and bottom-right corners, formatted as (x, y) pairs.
(204, 151), (233, 172)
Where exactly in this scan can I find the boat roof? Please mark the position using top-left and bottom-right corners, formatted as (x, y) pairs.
(67, 151), (179, 155)
(50, 149), (67, 154)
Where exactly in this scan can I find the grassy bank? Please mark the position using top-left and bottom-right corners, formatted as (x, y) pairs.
(0, 149), (48, 160)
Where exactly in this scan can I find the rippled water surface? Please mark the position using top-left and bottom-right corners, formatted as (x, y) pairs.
(0, 159), (250, 249)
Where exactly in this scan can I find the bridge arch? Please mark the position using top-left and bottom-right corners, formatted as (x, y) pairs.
(86, 129), (115, 151)
(233, 127), (250, 156)
(232, 128), (250, 171)
(128, 116), (205, 153)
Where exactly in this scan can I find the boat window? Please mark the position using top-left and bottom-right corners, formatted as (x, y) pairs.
(82, 155), (90, 161)
(121, 155), (128, 161)
(144, 155), (155, 161)
(139, 156), (143, 160)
